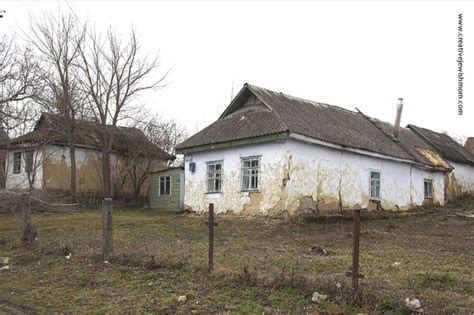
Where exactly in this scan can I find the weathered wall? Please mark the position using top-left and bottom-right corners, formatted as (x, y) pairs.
(284, 139), (444, 214)
(42, 145), (166, 195)
(4, 147), (44, 190)
(445, 161), (474, 199)
(184, 141), (287, 215)
(149, 168), (184, 211)
(183, 138), (446, 216)
(43, 145), (102, 192)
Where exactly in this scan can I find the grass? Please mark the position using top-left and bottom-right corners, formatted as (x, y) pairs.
(0, 201), (473, 313)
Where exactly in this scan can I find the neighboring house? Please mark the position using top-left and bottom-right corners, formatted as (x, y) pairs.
(176, 83), (474, 216)
(0, 128), (8, 188)
(3, 113), (174, 196)
(149, 167), (184, 211)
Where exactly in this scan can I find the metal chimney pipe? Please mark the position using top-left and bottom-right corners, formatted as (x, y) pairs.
(393, 98), (403, 139)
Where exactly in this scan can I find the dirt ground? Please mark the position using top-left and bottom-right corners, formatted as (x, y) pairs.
(0, 200), (473, 314)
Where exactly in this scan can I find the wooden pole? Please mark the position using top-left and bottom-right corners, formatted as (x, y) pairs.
(21, 192), (34, 246)
(102, 198), (113, 261)
(208, 203), (214, 272)
(352, 209), (361, 298)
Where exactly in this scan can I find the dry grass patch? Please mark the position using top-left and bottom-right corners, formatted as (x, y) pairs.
(0, 202), (473, 313)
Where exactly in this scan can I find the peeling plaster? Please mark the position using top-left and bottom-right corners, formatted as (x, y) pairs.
(183, 138), (448, 217)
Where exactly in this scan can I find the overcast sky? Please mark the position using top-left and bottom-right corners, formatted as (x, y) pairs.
(1, 1), (473, 141)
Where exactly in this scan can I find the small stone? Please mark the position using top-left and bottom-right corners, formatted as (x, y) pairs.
(392, 261), (401, 268)
(0, 257), (10, 265)
(0, 265), (10, 271)
(405, 298), (423, 312)
(335, 282), (342, 289)
(148, 282), (153, 286)
(224, 303), (237, 310)
(66, 253), (72, 260)
(104, 260), (109, 264)
(177, 295), (187, 303)
(311, 291), (327, 304)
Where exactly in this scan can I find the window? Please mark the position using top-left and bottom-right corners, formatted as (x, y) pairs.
(241, 157), (260, 191)
(25, 150), (34, 173)
(370, 171), (381, 200)
(159, 176), (171, 196)
(424, 179), (433, 198)
(206, 162), (222, 193)
(13, 152), (21, 174)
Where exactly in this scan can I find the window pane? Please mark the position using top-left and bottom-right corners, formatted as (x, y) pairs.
(242, 174), (249, 190)
(215, 178), (221, 191)
(207, 179), (214, 192)
(371, 172), (380, 179)
(215, 163), (221, 170)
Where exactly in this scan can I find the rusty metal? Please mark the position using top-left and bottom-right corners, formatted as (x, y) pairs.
(208, 203), (214, 272)
(352, 209), (361, 299)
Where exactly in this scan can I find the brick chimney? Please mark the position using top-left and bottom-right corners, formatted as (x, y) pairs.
(465, 137), (474, 156)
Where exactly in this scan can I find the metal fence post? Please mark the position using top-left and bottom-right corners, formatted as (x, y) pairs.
(208, 203), (214, 272)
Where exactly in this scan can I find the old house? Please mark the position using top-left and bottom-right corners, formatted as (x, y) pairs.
(176, 84), (474, 216)
(3, 113), (174, 197)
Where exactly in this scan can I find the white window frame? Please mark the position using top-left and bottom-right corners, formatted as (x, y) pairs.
(369, 170), (381, 200)
(424, 179), (433, 199)
(159, 175), (171, 196)
(241, 156), (261, 192)
(206, 161), (223, 193)
(13, 152), (21, 174)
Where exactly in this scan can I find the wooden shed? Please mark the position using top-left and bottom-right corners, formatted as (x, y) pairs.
(149, 166), (184, 211)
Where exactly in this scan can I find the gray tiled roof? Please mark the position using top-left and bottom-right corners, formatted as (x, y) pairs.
(408, 124), (474, 165)
(177, 84), (453, 169)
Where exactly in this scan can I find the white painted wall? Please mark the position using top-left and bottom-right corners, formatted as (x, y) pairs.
(184, 141), (287, 215)
(184, 137), (446, 216)
(4, 146), (46, 190)
(286, 138), (445, 211)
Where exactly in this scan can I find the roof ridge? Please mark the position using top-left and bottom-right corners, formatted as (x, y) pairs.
(246, 83), (359, 115)
(246, 84), (290, 133)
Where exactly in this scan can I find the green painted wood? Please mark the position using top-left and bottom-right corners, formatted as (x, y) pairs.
(149, 168), (184, 212)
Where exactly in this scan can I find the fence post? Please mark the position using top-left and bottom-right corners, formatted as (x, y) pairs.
(208, 203), (214, 272)
(102, 198), (113, 261)
(21, 192), (35, 246)
(352, 209), (362, 300)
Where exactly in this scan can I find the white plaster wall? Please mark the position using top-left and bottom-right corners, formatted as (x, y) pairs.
(286, 139), (445, 211)
(409, 166), (445, 206)
(5, 147), (44, 190)
(450, 161), (474, 195)
(183, 138), (447, 216)
(184, 141), (288, 214)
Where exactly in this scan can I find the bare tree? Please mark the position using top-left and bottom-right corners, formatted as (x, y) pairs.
(28, 12), (86, 200)
(78, 26), (168, 260)
(78, 28), (167, 198)
(0, 36), (39, 107)
(142, 114), (188, 157)
(0, 35), (40, 132)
